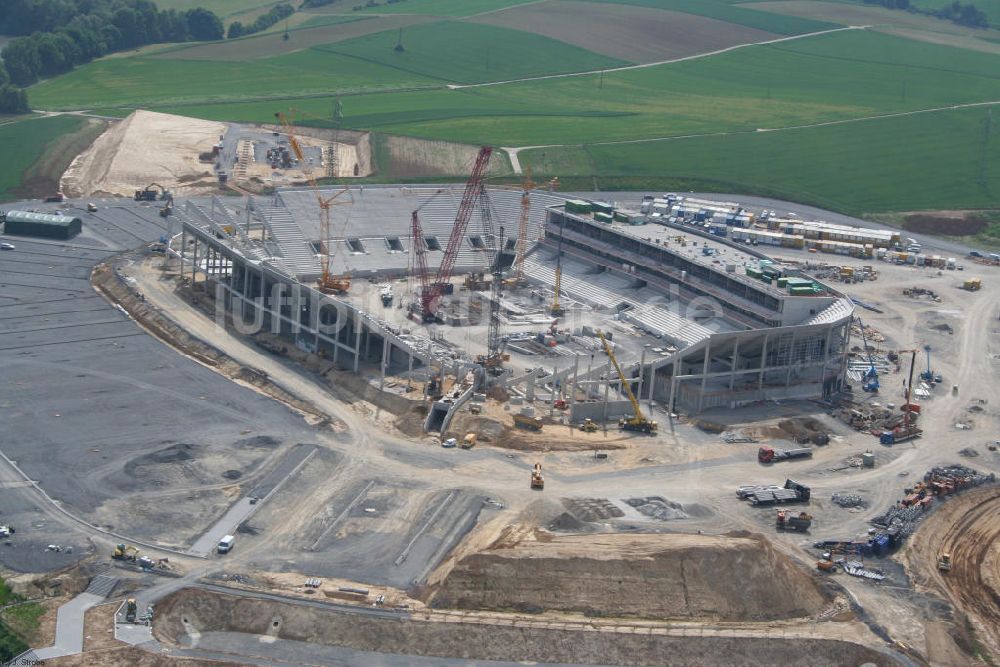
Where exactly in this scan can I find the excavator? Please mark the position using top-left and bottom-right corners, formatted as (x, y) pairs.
(596, 331), (657, 434)
(112, 543), (139, 562)
(134, 183), (171, 202)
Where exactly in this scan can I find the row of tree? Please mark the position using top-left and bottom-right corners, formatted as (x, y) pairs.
(863, 0), (989, 27)
(227, 3), (294, 39)
(1, 0), (224, 87)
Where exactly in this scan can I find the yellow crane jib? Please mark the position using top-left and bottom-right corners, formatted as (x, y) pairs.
(596, 330), (657, 434)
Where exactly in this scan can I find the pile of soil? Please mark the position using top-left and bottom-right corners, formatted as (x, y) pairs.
(902, 214), (988, 236)
(430, 532), (828, 621)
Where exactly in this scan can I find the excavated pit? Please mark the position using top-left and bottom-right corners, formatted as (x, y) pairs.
(153, 587), (899, 666)
(431, 532), (829, 621)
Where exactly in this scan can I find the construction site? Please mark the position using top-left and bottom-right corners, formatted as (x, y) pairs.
(0, 132), (999, 666)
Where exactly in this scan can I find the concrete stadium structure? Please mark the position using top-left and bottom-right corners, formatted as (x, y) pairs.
(173, 185), (853, 419)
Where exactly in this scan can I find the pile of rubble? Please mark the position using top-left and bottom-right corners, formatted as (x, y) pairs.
(831, 493), (867, 509)
(850, 322), (885, 343)
(902, 287), (941, 302)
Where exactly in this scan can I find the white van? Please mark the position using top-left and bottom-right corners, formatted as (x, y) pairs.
(217, 535), (235, 554)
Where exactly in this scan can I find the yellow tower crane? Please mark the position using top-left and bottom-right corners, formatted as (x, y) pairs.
(597, 330), (657, 434)
(274, 110), (351, 294)
(512, 166), (534, 285)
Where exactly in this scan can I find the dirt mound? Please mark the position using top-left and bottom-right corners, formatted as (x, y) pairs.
(902, 214), (989, 236)
(61, 110), (225, 198)
(233, 435), (281, 449)
(154, 587), (896, 667)
(431, 532), (828, 621)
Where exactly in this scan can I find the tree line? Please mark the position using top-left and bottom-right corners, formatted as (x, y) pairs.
(0, 0), (224, 112)
(863, 0), (989, 28)
(227, 3), (294, 39)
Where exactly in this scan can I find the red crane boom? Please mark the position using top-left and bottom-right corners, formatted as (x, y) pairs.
(419, 146), (492, 319)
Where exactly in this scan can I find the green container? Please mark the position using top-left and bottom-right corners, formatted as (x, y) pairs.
(594, 212), (613, 224)
(613, 211), (629, 223)
(566, 199), (592, 214)
(777, 277), (789, 288)
(592, 201), (614, 215)
(746, 267), (763, 278)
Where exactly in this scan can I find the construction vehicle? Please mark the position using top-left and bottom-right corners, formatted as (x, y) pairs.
(0, 525), (14, 538)
(411, 146), (493, 322)
(816, 559), (837, 572)
(920, 345), (942, 384)
(962, 278), (982, 291)
(513, 413), (543, 431)
(160, 199), (173, 217)
(937, 553), (952, 572)
(758, 446), (813, 464)
(44, 192), (64, 203)
(86, 203), (98, 213)
(275, 111), (352, 294)
(530, 463), (544, 489)
(134, 183), (171, 202)
(112, 543), (139, 562)
(125, 598), (137, 623)
(380, 285), (393, 307)
(553, 399), (568, 410)
(857, 317), (879, 392)
(461, 432), (477, 449)
(738, 479), (811, 506)
(596, 330), (657, 434)
(580, 418), (600, 433)
(775, 510), (813, 532)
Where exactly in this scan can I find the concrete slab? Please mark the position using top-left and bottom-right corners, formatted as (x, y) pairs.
(33, 591), (104, 659)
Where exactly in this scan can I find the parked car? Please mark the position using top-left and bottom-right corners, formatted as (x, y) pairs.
(442, 438), (457, 448)
(0, 243), (15, 250)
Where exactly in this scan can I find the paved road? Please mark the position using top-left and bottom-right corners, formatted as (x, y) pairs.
(33, 592), (104, 660)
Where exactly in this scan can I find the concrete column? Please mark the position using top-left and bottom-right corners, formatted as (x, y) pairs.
(526, 376), (535, 402)
(407, 351), (414, 389)
(697, 341), (711, 413)
(180, 228), (187, 266)
(729, 338), (741, 392)
(603, 373), (611, 423)
(784, 331), (797, 388)
(191, 237), (199, 285)
(353, 322), (362, 373)
(570, 354), (580, 405)
(379, 336), (389, 392)
(758, 334), (770, 395)
(637, 347), (647, 404)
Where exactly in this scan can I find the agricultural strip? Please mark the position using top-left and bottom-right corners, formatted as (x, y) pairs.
(578, 0), (840, 34)
(155, 15), (430, 60)
(310, 20), (628, 84)
(472, 0), (780, 63)
(0, 115), (96, 202)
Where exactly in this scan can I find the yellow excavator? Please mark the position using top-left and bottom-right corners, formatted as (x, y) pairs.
(112, 543), (139, 562)
(597, 331), (657, 434)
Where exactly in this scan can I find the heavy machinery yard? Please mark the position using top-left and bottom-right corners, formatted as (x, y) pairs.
(1, 168), (999, 665)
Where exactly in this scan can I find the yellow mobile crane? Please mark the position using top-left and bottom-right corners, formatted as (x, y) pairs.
(597, 330), (657, 434)
(275, 111), (351, 294)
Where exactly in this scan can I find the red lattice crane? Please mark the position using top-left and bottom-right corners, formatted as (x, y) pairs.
(412, 146), (493, 321)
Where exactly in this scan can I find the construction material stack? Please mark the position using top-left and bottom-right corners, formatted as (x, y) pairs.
(758, 446), (813, 464)
(776, 510), (813, 532)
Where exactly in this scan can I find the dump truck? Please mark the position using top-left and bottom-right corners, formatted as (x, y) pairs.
(937, 553), (952, 572)
(513, 413), (543, 431)
(580, 418), (599, 432)
(530, 463), (544, 490)
(461, 432), (477, 449)
(775, 510), (813, 532)
(758, 446), (813, 464)
(962, 278), (982, 291)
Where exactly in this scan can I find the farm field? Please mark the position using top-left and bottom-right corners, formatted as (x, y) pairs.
(154, 0), (285, 18)
(472, 0), (781, 63)
(909, 0), (1000, 26)
(0, 115), (94, 202)
(517, 105), (1000, 215)
(308, 20), (628, 83)
(350, 0), (559, 17)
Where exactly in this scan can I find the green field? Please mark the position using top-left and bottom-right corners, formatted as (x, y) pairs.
(146, 30), (1000, 149)
(518, 106), (1000, 215)
(154, 0), (284, 18)
(314, 21), (628, 84)
(0, 115), (90, 202)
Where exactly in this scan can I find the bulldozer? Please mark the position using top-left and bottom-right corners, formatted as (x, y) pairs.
(112, 543), (139, 562)
(937, 553), (952, 572)
(579, 418), (599, 433)
(530, 463), (544, 490)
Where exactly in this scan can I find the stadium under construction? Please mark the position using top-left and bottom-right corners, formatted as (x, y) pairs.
(171, 178), (853, 427)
